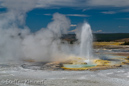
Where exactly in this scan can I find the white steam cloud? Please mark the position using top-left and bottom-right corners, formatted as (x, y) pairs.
(0, 0), (37, 62)
(0, 0), (74, 62)
(22, 13), (71, 61)
(0, 0), (93, 63)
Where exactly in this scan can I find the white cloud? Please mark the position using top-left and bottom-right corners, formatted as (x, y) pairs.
(66, 14), (89, 17)
(43, 14), (89, 17)
(1, 0), (129, 11)
(68, 29), (77, 32)
(96, 30), (102, 32)
(94, 30), (103, 33)
(101, 11), (116, 14)
(70, 24), (77, 27)
(3, 0), (37, 12)
(37, 0), (129, 8)
(37, 0), (83, 8)
(87, 0), (129, 7)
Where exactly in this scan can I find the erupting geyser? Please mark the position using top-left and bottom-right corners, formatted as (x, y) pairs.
(62, 23), (95, 70)
(80, 23), (93, 63)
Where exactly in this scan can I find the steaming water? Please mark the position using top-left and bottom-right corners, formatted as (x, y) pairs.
(80, 23), (93, 62)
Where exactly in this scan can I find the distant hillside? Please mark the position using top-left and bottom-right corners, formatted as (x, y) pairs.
(61, 33), (129, 42)
(94, 33), (129, 42)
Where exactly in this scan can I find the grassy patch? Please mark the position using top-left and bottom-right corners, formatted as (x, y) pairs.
(94, 42), (124, 46)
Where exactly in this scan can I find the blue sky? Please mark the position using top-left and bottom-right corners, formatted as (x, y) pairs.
(26, 8), (129, 33)
(1, 0), (129, 33)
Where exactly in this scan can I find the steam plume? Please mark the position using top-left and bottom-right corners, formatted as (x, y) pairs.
(0, 0), (93, 63)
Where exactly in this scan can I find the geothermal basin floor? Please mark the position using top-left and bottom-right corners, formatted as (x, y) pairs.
(0, 48), (129, 86)
(0, 65), (129, 86)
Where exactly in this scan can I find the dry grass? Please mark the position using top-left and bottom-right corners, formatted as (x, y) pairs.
(93, 42), (124, 46)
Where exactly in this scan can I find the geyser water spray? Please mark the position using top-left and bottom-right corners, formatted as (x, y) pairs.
(80, 23), (93, 64)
